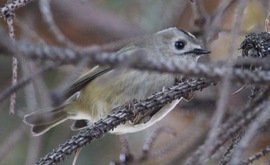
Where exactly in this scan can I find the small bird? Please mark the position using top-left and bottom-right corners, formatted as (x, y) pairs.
(24, 27), (210, 136)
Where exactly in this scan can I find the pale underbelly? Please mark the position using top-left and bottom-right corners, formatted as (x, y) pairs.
(110, 99), (181, 134)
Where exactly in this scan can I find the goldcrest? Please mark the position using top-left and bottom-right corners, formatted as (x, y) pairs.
(24, 27), (210, 136)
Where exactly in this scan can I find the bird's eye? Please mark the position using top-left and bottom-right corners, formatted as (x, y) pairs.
(174, 40), (186, 50)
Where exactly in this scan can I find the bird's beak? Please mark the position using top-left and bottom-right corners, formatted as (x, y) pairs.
(187, 48), (211, 56)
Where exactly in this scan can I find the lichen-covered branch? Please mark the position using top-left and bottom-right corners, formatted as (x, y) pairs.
(35, 78), (214, 165)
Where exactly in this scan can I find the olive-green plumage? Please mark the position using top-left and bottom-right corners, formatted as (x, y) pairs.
(23, 27), (210, 136)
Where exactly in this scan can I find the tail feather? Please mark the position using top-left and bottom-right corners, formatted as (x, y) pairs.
(23, 106), (68, 136)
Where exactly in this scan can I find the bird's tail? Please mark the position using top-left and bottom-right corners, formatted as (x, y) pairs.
(23, 105), (68, 136)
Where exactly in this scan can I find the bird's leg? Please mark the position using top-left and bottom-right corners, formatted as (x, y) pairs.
(175, 76), (194, 101)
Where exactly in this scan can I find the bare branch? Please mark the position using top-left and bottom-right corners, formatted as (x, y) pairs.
(0, 63), (60, 105)
(4, 0), (18, 114)
(230, 99), (270, 164)
(0, 0), (34, 18)
(0, 125), (27, 162)
(184, 86), (270, 165)
(240, 144), (270, 165)
(207, 0), (237, 41)
(218, 132), (242, 165)
(3, 42), (270, 85)
(189, 0), (208, 30)
(38, 0), (81, 49)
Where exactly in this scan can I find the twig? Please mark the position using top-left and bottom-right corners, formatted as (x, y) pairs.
(5, 1), (17, 114)
(266, 1), (270, 32)
(51, 59), (90, 106)
(0, 63), (60, 105)
(9, 49), (18, 114)
(72, 148), (82, 165)
(230, 98), (270, 164)
(119, 135), (132, 163)
(184, 86), (270, 165)
(20, 58), (43, 165)
(140, 127), (176, 161)
(38, 0), (80, 49)
(207, 0), (237, 41)
(240, 144), (270, 165)
(189, 0), (208, 30)
(189, 0), (209, 48)
(0, 0), (34, 18)
(26, 136), (43, 165)
(0, 125), (27, 162)
(151, 114), (207, 163)
(218, 132), (242, 165)
(167, 114), (209, 165)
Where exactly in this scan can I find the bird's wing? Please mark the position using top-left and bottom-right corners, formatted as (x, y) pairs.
(63, 45), (148, 101)
(63, 66), (111, 99)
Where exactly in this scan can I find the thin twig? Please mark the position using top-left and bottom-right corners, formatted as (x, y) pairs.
(72, 148), (82, 165)
(0, 63), (60, 105)
(20, 59), (43, 165)
(218, 132), (242, 165)
(189, 0), (208, 30)
(207, 0), (237, 41)
(0, 125), (27, 162)
(151, 114), (207, 164)
(240, 144), (270, 165)
(51, 58), (90, 106)
(119, 135), (132, 163)
(39, 0), (81, 49)
(140, 127), (176, 161)
(167, 114), (209, 165)
(0, 0), (35, 18)
(5, 4), (17, 114)
(230, 98), (270, 164)
(184, 86), (270, 165)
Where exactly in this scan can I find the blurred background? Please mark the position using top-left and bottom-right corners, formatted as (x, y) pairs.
(0, 0), (269, 164)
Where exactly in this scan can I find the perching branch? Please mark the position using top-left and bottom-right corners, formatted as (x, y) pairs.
(35, 78), (214, 165)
